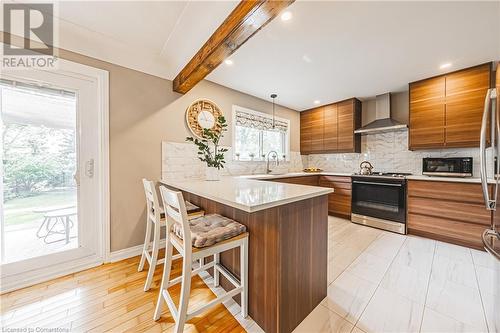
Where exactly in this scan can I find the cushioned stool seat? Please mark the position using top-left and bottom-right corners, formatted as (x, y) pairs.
(155, 187), (249, 330)
(172, 213), (246, 248)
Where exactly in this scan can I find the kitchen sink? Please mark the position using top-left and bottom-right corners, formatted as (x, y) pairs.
(240, 172), (289, 179)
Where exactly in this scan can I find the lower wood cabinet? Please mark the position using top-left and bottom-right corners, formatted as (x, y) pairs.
(270, 175), (352, 218)
(319, 176), (352, 219)
(270, 175), (319, 186)
(407, 180), (491, 250)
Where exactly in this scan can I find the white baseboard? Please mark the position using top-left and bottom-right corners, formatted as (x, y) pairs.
(107, 244), (143, 262)
(107, 240), (166, 263)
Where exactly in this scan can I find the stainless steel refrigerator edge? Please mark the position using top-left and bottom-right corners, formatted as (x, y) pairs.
(479, 63), (500, 261)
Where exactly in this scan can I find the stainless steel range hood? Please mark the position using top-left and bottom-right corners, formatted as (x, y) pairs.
(354, 93), (407, 135)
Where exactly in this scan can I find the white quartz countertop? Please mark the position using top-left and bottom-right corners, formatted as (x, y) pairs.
(406, 175), (498, 184)
(160, 176), (333, 213)
(239, 172), (353, 180)
(240, 171), (498, 184)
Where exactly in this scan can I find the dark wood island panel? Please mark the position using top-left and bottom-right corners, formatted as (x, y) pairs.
(177, 190), (329, 333)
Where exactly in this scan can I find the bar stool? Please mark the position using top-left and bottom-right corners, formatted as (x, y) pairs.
(138, 179), (204, 291)
(154, 186), (248, 333)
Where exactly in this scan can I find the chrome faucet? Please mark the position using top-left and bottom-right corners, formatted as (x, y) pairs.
(266, 151), (279, 174)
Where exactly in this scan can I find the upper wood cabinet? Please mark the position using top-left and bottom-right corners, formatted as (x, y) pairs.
(300, 110), (313, 153)
(409, 77), (446, 148)
(300, 98), (361, 154)
(337, 99), (361, 152)
(300, 108), (324, 154)
(310, 107), (324, 153)
(409, 63), (492, 150)
(323, 104), (338, 151)
(445, 65), (491, 147)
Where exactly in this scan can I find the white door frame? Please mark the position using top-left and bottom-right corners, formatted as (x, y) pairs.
(0, 56), (110, 293)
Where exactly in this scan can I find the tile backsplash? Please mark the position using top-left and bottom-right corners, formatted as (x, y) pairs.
(161, 141), (304, 180)
(306, 131), (489, 177)
(162, 131), (492, 180)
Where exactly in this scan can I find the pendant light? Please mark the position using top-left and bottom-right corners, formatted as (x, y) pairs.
(271, 93), (277, 129)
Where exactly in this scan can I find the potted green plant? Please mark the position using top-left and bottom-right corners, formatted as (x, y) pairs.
(186, 115), (228, 181)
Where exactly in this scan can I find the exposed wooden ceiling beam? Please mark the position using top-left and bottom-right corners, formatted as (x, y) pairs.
(172, 0), (295, 94)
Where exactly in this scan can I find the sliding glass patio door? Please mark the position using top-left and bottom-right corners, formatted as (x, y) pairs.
(0, 61), (108, 292)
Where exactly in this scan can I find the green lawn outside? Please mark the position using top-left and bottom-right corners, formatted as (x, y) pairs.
(3, 189), (77, 226)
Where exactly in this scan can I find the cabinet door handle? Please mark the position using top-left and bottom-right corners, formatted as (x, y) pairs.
(353, 180), (402, 187)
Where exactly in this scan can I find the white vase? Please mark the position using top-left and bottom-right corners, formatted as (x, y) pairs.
(205, 167), (220, 181)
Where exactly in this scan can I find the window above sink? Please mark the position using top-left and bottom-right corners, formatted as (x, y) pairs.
(232, 105), (290, 162)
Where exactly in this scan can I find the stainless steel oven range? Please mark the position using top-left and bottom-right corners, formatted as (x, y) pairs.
(351, 172), (410, 235)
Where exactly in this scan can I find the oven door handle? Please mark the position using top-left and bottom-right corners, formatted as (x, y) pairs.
(352, 180), (403, 187)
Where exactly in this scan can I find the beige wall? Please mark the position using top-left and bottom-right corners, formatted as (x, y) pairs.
(1, 34), (300, 251)
(107, 79), (300, 251)
(105, 79), (299, 251)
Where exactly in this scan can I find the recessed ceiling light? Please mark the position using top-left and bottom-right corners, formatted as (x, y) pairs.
(440, 62), (452, 70)
(224, 59), (233, 66)
(314, 100), (321, 105)
(302, 55), (312, 63)
(281, 11), (292, 21)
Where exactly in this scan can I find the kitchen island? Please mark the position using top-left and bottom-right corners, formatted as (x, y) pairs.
(160, 176), (332, 333)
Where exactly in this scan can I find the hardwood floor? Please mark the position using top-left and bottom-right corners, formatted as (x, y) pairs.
(3, 218), (498, 333)
(0, 255), (245, 332)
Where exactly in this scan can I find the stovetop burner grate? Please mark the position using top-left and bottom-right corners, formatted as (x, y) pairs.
(352, 172), (412, 178)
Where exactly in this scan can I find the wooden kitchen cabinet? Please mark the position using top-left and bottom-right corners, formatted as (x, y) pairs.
(409, 77), (446, 149)
(300, 110), (313, 154)
(409, 63), (492, 150)
(337, 99), (361, 152)
(445, 65), (491, 147)
(323, 104), (338, 151)
(407, 180), (491, 250)
(300, 98), (361, 154)
(300, 108), (324, 154)
(310, 108), (324, 153)
(319, 176), (352, 219)
(270, 175), (319, 186)
(300, 107), (324, 154)
(270, 175), (353, 218)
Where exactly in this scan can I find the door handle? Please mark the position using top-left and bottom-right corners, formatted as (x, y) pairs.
(85, 159), (94, 178)
(480, 88), (494, 210)
(352, 180), (402, 187)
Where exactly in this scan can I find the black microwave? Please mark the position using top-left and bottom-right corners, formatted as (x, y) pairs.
(422, 157), (473, 177)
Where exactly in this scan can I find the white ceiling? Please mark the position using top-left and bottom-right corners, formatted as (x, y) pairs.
(35, 1), (238, 79)
(5, 1), (499, 111)
(208, 1), (500, 110)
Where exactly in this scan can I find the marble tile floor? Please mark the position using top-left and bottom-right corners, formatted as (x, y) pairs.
(207, 216), (499, 333)
(294, 216), (500, 333)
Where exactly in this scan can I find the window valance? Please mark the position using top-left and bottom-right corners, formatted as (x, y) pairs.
(234, 110), (288, 133)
